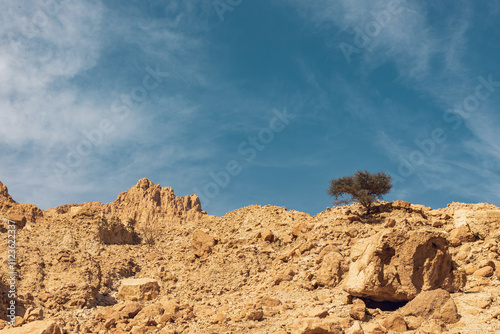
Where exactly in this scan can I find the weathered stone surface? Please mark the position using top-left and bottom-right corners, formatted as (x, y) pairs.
(362, 322), (387, 334)
(415, 319), (447, 334)
(0, 181), (14, 203)
(399, 289), (459, 324)
(191, 229), (217, 257)
(349, 298), (366, 322)
(379, 314), (407, 332)
(42, 251), (102, 308)
(244, 303), (263, 321)
(116, 278), (160, 302)
(98, 216), (136, 245)
(6, 214), (26, 229)
(473, 266), (494, 278)
(448, 225), (475, 243)
(2, 320), (62, 334)
(464, 292), (493, 309)
(117, 301), (143, 319)
(316, 251), (345, 287)
(453, 206), (500, 239)
(344, 229), (465, 302)
(262, 229), (275, 242)
(346, 321), (364, 334)
(292, 318), (343, 334)
(103, 178), (203, 226)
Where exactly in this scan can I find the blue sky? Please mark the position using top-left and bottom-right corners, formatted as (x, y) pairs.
(1, 0), (499, 216)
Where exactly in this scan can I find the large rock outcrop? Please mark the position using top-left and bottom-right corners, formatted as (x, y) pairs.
(103, 178), (203, 226)
(343, 228), (465, 302)
(0, 181), (43, 227)
(0, 181), (15, 203)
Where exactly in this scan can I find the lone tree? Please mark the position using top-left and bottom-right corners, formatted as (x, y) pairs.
(327, 170), (392, 214)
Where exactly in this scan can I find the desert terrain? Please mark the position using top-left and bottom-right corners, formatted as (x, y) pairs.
(1, 178), (499, 333)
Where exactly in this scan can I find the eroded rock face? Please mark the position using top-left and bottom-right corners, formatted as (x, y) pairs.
(0, 181), (14, 203)
(40, 251), (102, 308)
(344, 229), (465, 302)
(104, 178), (203, 226)
(98, 216), (136, 245)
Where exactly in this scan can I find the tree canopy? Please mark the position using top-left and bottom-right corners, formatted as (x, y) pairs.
(327, 170), (392, 214)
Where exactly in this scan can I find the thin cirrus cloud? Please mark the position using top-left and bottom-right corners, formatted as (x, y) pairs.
(283, 0), (500, 206)
(0, 1), (213, 208)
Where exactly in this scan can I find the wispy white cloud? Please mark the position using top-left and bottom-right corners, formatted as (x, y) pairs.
(0, 0), (218, 208)
(284, 0), (500, 204)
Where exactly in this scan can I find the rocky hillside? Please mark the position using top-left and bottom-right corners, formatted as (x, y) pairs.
(0, 179), (499, 334)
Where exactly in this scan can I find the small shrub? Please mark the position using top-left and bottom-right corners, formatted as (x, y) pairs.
(138, 220), (155, 252)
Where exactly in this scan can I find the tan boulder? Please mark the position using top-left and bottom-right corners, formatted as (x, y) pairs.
(473, 266), (494, 278)
(292, 223), (308, 237)
(292, 318), (343, 334)
(379, 314), (407, 332)
(448, 225), (475, 243)
(212, 305), (229, 323)
(415, 319), (447, 334)
(191, 229), (217, 257)
(346, 321), (364, 334)
(478, 259), (495, 269)
(7, 214), (26, 229)
(116, 278), (160, 302)
(349, 299), (366, 322)
(241, 303), (263, 321)
(464, 264), (478, 275)
(132, 303), (163, 327)
(159, 298), (180, 315)
(344, 229), (465, 302)
(260, 296), (282, 307)
(316, 251), (345, 287)
(316, 245), (341, 263)
(362, 322), (387, 334)
(306, 306), (329, 319)
(98, 217), (136, 245)
(2, 320), (62, 334)
(117, 301), (143, 319)
(262, 229), (275, 242)
(399, 289), (459, 325)
(273, 268), (296, 285)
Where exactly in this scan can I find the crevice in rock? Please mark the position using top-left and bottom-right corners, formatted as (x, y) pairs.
(362, 297), (408, 311)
